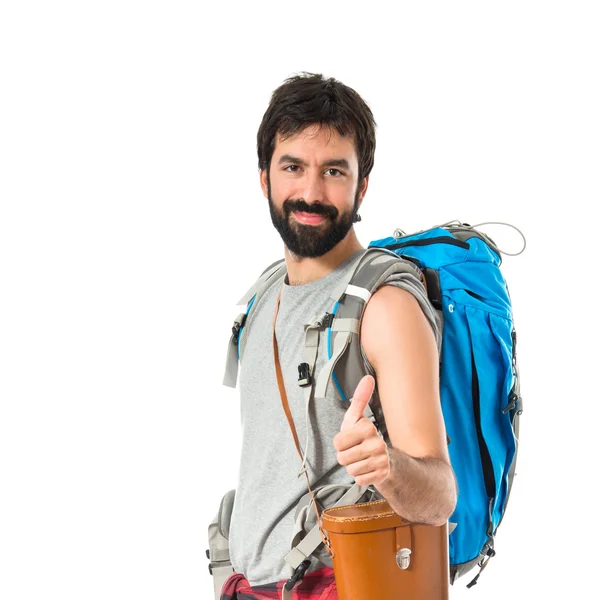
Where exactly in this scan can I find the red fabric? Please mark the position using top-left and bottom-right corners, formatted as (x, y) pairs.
(220, 566), (337, 600)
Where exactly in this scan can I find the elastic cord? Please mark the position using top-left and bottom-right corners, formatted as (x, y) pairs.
(394, 219), (527, 256)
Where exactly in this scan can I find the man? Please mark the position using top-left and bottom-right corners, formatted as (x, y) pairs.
(221, 72), (457, 599)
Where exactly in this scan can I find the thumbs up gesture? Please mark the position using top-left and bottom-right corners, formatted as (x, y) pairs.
(333, 375), (391, 487)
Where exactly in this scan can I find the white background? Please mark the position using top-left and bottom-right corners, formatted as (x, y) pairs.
(1, 1), (598, 598)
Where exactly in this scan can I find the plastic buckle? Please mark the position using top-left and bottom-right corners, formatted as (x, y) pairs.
(232, 314), (247, 344)
(321, 312), (334, 328)
(478, 540), (496, 568)
(466, 541), (496, 588)
(516, 398), (524, 415)
(502, 392), (521, 415)
(297, 363), (311, 387)
(284, 559), (311, 591)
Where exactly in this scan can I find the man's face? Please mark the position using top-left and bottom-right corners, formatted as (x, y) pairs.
(260, 124), (367, 258)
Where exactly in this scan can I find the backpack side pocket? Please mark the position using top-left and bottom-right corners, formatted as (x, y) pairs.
(464, 307), (517, 532)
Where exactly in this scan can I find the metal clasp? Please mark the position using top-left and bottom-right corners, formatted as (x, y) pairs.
(396, 548), (411, 569)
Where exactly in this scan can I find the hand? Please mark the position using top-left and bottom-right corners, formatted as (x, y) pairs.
(333, 375), (391, 487)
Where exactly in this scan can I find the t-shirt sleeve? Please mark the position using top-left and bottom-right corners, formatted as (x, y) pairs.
(381, 271), (443, 357)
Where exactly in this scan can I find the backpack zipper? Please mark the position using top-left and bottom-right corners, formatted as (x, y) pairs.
(384, 236), (470, 251)
(470, 348), (496, 501)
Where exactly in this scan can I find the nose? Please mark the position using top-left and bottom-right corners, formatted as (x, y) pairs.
(299, 169), (326, 204)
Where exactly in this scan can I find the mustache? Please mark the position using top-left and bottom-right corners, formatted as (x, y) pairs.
(283, 199), (338, 220)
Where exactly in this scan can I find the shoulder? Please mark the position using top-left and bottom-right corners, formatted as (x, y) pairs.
(361, 285), (427, 336)
(360, 284), (439, 371)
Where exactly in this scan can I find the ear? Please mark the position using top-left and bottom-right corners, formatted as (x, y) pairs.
(259, 169), (269, 199)
(357, 175), (369, 210)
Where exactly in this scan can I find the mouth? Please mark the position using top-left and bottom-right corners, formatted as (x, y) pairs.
(292, 211), (328, 225)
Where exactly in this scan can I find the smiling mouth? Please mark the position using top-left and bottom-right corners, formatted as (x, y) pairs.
(292, 211), (328, 225)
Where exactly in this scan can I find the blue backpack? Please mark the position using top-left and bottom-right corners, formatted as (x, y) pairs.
(220, 220), (524, 588)
(363, 221), (524, 586)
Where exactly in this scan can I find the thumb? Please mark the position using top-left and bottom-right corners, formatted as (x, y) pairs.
(340, 375), (375, 432)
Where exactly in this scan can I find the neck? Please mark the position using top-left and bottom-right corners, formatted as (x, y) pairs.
(284, 229), (364, 286)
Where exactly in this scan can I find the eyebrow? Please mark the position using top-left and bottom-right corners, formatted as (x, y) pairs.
(277, 154), (351, 171)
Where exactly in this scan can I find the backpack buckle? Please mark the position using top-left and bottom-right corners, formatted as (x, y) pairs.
(502, 391), (523, 415)
(297, 363), (311, 387)
(321, 312), (334, 328)
(231, 314), (247, 345)
(477, 540), (496, 570)
(467, 539), (496, 588)
(284, 559), (311, 591)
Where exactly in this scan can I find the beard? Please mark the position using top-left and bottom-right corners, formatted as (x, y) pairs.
(267, 178), (360, 259)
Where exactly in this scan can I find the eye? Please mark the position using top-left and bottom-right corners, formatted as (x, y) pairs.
(326, 168), (343, 177)
(284, 165), (300, 172)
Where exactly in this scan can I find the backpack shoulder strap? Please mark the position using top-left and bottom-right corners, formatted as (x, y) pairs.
(314, 248), (426, 440)
(222, 258), (286, 388)
(236, 258), (286, 306)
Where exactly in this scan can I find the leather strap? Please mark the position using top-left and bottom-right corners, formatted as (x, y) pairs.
(272, 289), (334, 560)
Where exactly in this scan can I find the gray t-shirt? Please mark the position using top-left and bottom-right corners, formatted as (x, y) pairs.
(228, 249), (441, 586)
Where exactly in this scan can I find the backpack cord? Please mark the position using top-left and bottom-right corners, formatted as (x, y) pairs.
(394, 220), (527, 257)
(464, 221), (527, 256)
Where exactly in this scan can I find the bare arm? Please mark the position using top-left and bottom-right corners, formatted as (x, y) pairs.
(361, 285), (457, 526)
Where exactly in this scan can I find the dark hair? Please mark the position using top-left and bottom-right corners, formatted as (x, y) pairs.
(257, 72), (377, 183)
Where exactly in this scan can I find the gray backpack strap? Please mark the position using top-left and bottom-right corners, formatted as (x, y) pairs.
(294, 317), (326, 476)
(316, 248), (426, 440)
(207, 489), (236, 600)
(284, 482), (375, 573)
(222, 259), (286, 388)
(222, 311), (248, 388)
(333, 247), (425, 388)
(236, 259), (286, 306)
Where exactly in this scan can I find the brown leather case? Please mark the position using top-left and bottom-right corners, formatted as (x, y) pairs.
(321, 499), (449, 600)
